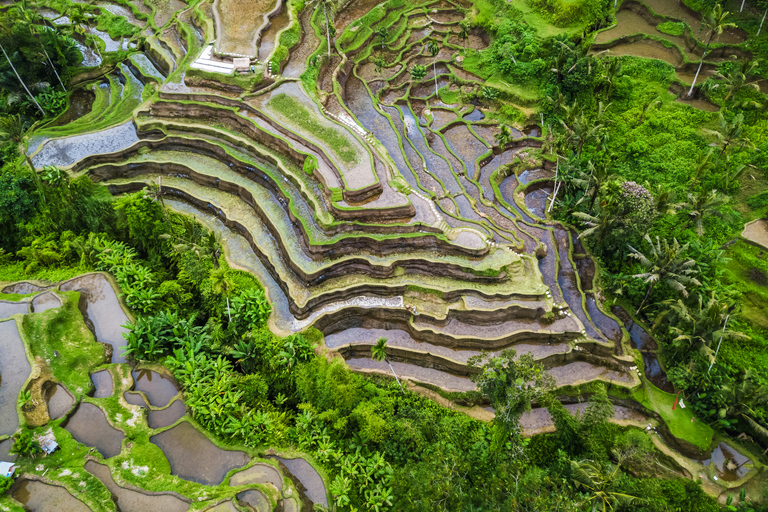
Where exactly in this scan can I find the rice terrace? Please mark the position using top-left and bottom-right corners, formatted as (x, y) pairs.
(1, 0), (768, 510)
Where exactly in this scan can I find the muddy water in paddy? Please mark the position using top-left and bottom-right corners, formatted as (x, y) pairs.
(282, 8), (319, 78)
(85, 460), (191, 512)
(2, 282), (49, 294)
(0, 320), (31, 436)
(518, 169), (554, 186)
(270, 457), (327, 507)
(498, 174), (535, 223)
(124, 391), (149, 408)
(31, 291), (61, 313)
(46, 384), (75, 420)
(12, 479), (91, 512)
(148, 399), (187, 429)
(31, 121), (139, 169)
(347, 357), (476, 392)
(696, 442), (751, 481)
(600, 39), (683, 67)
(0, 438), (15, 461)
(130, 53), (166, 82)
(91, 370), (114, 398)
(48, 89), (95, 128)
(586, 294), (621, 343)
(641, 0), (746, 45)
(258, 3), (290, 62)
(63, 403), (124, 458)
(132, 370), (178, 407)
(597, 8), (686, 48)
(237, 489), (270, 510)
(524, 186), (552, 219)
(230, 463), (283, 490)
(150, 421), (249, 485)
(60, 273), (130, 364)
(0, 300), (28, 318)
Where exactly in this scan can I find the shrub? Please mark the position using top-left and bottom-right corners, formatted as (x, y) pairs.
(657, 21), (687, 36)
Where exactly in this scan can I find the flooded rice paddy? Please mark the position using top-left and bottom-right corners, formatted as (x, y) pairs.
(150, 421), (249, 485)
(12, 479), (91, 512)
(0, 320), (32, 436)
(131, 370), (179, 408)
(63, 402), (125, 459)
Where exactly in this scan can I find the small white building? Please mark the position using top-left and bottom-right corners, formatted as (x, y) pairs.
(0, 462), (18, 478)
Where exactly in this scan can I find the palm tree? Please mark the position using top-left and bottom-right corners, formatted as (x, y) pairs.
(652, 292), (747, 363)
(570, 459), (637, 512)
(11, 0), (67, 91)
(581, 161), (612, 211)
(458, 20), (469, 50)
(689, 149), (714, 187)
(210, 268), (235, 322)
(561, 112), (603, 157)
(627, 235), (701, 315)
(0, 41), (45, 115)
(688, 4), (736, 97)
(702, 113), (752, 159)
(0, 114), (37, 172)
(410, 64), (427, 80)
(758, 7), (768, 37)
(375, 26), (388, 49)
(426, 39), (439, 97)
(494, 125), (513, 167)
(680, 189), (731, 236)
(709, 58), (760, 102)
(309, 0), (335, 59)
(636, 96), (660, 127)
(602, 57), (621, 100)
(370, 337), (404, 393)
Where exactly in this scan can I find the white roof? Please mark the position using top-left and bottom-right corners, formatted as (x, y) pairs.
(0, 462), (17, 478)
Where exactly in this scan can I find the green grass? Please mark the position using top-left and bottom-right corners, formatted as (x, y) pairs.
(267, 93), (358, 164)
(18, 293), (105, 396)
(657, 21), (687, 36)
(0, 262), (88, 285)
(632, 382), (715, 450)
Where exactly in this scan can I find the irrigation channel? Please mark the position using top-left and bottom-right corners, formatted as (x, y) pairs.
(2, 0), (763, 508)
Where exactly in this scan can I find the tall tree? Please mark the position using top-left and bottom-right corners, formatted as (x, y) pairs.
(468, 349), (555, 448)
(688, 4), (736, 96)
(680, 189), (731, 236)
(210, 268), (235, 322)
(426, 39), (439, 97)
(370, 337), (404, 393)
(570, 459), (637, 512)
(627, 235), (701, 314)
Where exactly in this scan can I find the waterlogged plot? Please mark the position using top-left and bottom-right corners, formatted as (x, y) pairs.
(213, 0), (280, 57)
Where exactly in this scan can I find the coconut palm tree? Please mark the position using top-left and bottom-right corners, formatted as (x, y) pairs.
(709, 58), (760, 102)
(570, 459), (637, 512)
(309, 0), (335, 58)
(627, 235), (701, 315)
(703, 113), (752, 159)
(0, 114), (37, 172)
(689, 149), (714, 187)
(602, 57), (622, 100)
(680, 189), (731, 236)
(425, 38), (439, 97)
(494, 125), (513, 167)
(370, 337), (404, 393)
(636, 96), (660, 127)
(652, 292), (746, 363)
(210, 267), (235, 322)
(410, 64), (427, 80)
(688, 4), (736, 96)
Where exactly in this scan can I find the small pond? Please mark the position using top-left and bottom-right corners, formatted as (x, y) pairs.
(31, 292), (62, 313)
(62, 402), (124, 459)
(229, 462), (283, 491)
(147, 399), (187, 429)
(91, 370), (114, 399)
(60, 273), (131, 364)
(132, 370), (179, 407)
(46, 384), (75, 420)
(150, 421), (249, 486)
(0, 320), (32, 436)
(696, 442), (751, 482)
(85, 460), (191, 512)
(12, 479), (91, 512)
(0, 300), (28, 318)
(269, 456), (327, 507)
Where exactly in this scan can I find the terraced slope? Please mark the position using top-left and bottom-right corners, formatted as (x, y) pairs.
(29, 0), (637, 398)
